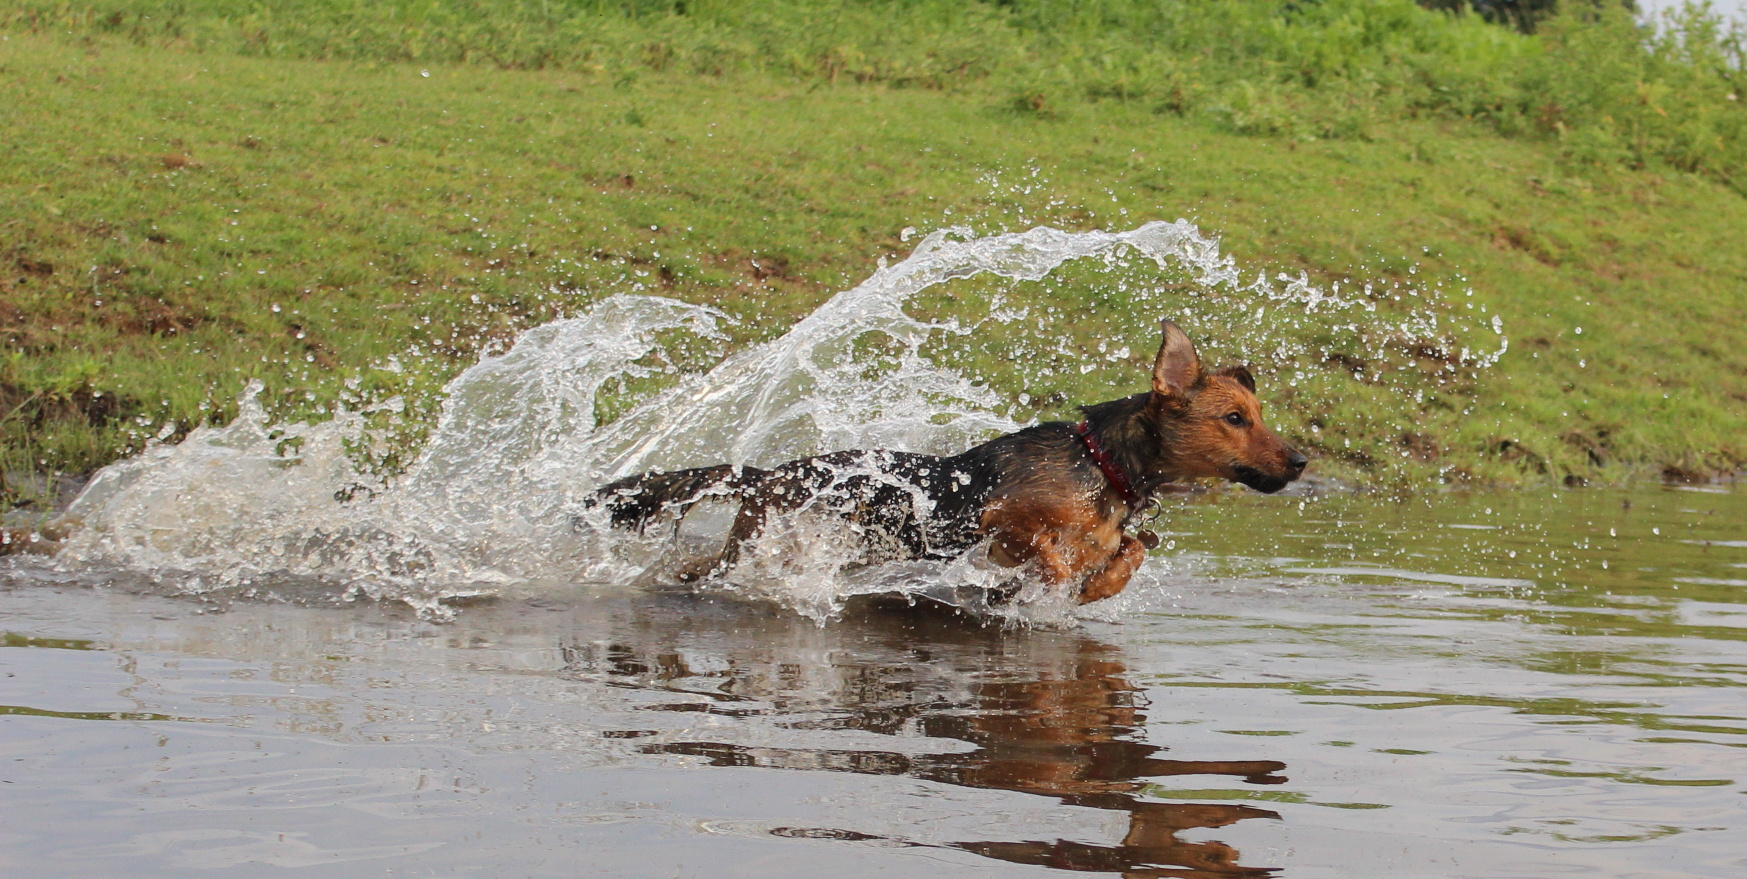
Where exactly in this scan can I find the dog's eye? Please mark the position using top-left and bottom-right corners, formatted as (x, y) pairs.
(1223, 412), (1246, 427)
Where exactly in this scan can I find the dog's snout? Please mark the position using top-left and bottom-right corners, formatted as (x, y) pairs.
(1285, 449), (1308, 476)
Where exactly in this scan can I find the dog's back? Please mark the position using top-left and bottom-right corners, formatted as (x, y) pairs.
(738, 449), (995, 562)
(591, 449), (994, 567)
(591, 463), (763, 533)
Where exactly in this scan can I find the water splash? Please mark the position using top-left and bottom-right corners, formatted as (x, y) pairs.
(54, 221), (1504, 620)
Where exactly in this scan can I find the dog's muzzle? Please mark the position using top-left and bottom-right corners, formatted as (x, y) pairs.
(1234, 450), (1307, 494)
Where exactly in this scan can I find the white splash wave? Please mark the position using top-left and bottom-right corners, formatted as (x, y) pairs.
(54, 221), (1503, 620)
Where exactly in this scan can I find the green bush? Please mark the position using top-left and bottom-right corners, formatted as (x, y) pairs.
(1523, 4), (1747, 190)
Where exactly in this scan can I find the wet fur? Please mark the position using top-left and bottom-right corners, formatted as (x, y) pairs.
(590, 320), (1307, 604)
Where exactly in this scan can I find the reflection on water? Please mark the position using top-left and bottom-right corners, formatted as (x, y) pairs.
(572, 598), (1286, 875)
(0, 582), (1299, 877)
(2, 484), (1745, 877)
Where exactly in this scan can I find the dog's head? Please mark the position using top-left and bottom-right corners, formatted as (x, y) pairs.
(1147, 320), (1307, 493)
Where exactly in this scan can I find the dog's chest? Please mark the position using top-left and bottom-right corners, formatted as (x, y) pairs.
(1081, 508), (1126, 554)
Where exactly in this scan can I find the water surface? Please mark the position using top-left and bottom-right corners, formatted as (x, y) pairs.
(5, 483), (1743, 878)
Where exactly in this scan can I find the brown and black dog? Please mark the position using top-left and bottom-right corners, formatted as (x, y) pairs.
(591, 320), (1306, 604)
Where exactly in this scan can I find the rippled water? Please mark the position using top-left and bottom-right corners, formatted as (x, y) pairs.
(4, 484), (1743, 877)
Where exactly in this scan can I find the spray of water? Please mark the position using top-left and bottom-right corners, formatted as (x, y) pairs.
(54, 221), (1504, 620)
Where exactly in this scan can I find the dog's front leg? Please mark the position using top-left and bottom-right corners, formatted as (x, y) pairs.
(1078, 534), (1147, 604)
(695, 496), (768, 580)
(989, 529), (1076, 588)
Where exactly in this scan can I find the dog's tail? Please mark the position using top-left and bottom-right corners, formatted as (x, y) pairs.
(586, 464), (762, 533)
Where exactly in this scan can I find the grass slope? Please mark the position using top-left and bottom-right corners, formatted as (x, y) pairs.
(1, 20), (1743, 510)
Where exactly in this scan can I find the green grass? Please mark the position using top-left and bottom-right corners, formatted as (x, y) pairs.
(1, 4), (1745, 509)
(8, 1), (1742, 191)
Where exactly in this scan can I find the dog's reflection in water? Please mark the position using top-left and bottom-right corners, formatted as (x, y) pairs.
(559, 596), (1284, 877)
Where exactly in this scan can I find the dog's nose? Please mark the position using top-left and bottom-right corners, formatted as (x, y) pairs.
(1285, 450), (1308, 476)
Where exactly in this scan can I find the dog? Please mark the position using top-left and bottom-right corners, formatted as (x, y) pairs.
(590, 320), (1307, 604)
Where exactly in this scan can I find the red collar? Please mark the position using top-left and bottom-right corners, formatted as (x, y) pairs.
(1074, 421), (1140, 508)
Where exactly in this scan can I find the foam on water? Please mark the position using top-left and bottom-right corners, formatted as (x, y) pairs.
(54, 221), (1504, 620)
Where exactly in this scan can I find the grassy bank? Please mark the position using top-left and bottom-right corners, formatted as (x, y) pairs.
(9, 1), (1743, 192)
(2, 3), (1745, 511)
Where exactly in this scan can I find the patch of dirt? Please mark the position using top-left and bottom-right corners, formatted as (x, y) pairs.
(98, 297), (210, 337)
(0, 382), (138, 431)
(1491, 438), (1548, 474)
(1561, 429), (1611, 467)
(1493, 225), (1559, 266)
(1660, 463), (1709, 483)
(1399, 432), (1440, 462)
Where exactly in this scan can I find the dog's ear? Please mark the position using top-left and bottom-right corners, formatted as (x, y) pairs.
(1151, 319), (1201, 399)
(1216, 365), (1256, 392)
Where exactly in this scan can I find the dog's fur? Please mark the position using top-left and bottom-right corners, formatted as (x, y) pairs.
(590, 320), (1306, 603)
